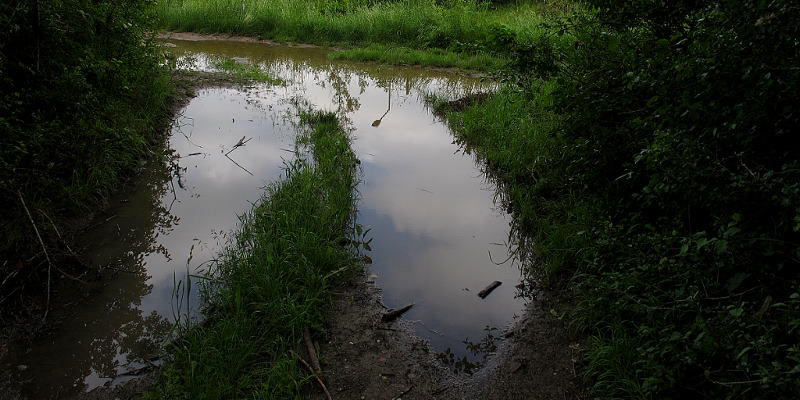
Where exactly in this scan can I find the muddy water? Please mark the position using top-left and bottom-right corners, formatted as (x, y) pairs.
(16, 39), (525, 397)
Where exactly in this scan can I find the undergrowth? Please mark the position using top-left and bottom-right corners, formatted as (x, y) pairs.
(148, 111), (362, 398)
(435, 0), (800, 397)
(154, 0), (574, 70)
(1, 0), (174, 316)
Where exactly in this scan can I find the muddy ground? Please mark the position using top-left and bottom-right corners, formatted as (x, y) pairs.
(307, 270), (583, 400)
(1, 38), (583, 399)
(157, 32), (487, 78)
(0, 69), (201, 400)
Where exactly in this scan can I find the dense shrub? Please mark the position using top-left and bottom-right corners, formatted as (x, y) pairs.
(452, 0), (800, 397)
(547, 0), (800, 397)
(0, 1), (172, 300)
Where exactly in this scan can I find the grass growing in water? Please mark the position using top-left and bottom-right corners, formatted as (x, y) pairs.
(329, 44), (505, 72)
(212, 58), (286, 85)
(429, 82), (588, 281)
(149, 111), (361, 398)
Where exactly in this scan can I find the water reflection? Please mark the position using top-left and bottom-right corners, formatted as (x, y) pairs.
(20, 38), (516, 397)
(437, 326), (500, 374)
(19, 87), (295, 398)
(166, 39), (525, 367)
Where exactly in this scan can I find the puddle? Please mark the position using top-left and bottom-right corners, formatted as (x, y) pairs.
(15, 39), (524, 397)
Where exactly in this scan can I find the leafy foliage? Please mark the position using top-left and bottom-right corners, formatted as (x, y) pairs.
(0, 1), (172, 256)
(554, 1), (800, 396)
(442, 0), (799, 397)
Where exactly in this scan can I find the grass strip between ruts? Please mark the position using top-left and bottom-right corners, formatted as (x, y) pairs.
(148, 111), (361, 399)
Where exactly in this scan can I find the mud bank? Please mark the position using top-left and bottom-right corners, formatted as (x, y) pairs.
(313, 271), (582, 400)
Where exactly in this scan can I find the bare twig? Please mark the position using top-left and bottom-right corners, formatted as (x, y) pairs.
(304, 327), (322, 374)
(224, 154), (254, 176)
(392, 385), (413, 400)
(381, 304), (414, 322)
(298, 356), (333, 400)
(225, 136), (252, 156)
(36, 208), (77, 257)
(709, 377), (763, 386)
(488, 248), (514, 265)
(18, 191), (51, 321)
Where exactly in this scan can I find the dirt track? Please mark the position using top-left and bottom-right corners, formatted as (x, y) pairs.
(309, 270), (583, 400)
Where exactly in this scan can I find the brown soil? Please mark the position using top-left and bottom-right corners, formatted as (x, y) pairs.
(308, 270), (584, 400)
(157, 31), (337, 50)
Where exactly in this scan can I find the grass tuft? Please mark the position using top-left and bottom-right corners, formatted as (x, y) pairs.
(329, 44), (506, 72)
(153, 0), (569, 70)
(148, 111), (360, 398)
(212, 58), (286, 85)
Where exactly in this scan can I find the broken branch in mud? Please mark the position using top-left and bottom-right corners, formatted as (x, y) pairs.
(478, 281), (502, 299)
(392, 385), (413, 400)
(298, 356), (333, 400)
(18, 191), (51, 321)
(381, 303), (414, 322)
(304, 327), (323, 374)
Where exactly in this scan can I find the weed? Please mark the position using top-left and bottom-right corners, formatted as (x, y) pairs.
(329, 43), (506, 72)
(212, 58), (286, 85)
(148, 111), (361, 398)
(153, 0), (565, 70)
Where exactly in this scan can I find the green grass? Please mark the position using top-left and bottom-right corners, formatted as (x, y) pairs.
(435, 39), (800, 398)
(329, 43), (506, 72)
(148, 111), (361, 399)
(1, 0), (178, 266)
(429, 82), (593, 281)
(154, 0), (570, 69)
(212, 58), (286, 84)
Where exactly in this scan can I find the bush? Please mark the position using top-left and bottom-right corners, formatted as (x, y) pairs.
(547, 0), (800, 397)
(0, 1), (172, 302)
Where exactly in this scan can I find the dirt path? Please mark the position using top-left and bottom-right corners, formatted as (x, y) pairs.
(157, 31), (487, 78)
(312, 270), (583, 400)
(157, 31), (329, 49)
(1, 46), (582, 399)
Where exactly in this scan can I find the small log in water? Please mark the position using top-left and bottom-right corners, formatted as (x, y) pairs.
(478, 281), (502, 299)
(381, 303), (414, 322)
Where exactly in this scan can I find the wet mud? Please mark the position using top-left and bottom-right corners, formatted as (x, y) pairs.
(1, 35), (581, 400)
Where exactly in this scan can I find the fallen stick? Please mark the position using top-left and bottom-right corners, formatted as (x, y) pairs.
(19, 191), (51, 321)
(298, 356), (332, 400)
(392, 385), (414, 400)
(478, 281), (502, 299)
(381, 303), (413, 322)
(225, 136), (252, 156)
(304, 327), (322, 374)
